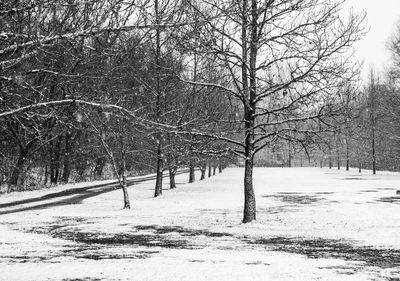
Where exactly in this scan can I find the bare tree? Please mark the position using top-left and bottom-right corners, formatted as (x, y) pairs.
(183, 0), (365, 222)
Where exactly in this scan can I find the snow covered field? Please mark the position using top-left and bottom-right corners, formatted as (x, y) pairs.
(0, 167), (399, 281)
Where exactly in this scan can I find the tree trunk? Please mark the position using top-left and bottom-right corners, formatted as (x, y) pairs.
(243, 150), (256, 223)
(241, 0), (257, 223)
(8, 147), (29, 192)
(8, 138), (37, 192)
(200, 164), (206, 180)
(153, 0), (164, 197)
(44, 162), (48, 185)
(50, 137), (62, 184)
(372, 126), (376, 174)
(119, 133), (130, 209)
(208, 161), (212, 177)
(345, 137), (350, 171)
(218, 161), (222, 173)
(121, 175), (130, 209)
(188, 162), (195, 183)
(369, 72), (377, 175)
(213, 166), (216, 175)
(119, 151), (130, 209)
(336, 134), (340, 170)
(169, 166), (176, 189)
(94, 156), (106, 179)
(61, 131), (72, 183)
(154, 143), (163, 197)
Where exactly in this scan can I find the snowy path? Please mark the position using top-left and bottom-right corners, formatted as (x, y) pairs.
(0, 167), (400, 280)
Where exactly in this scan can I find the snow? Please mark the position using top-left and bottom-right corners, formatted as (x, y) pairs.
(0, 167), (400, 280)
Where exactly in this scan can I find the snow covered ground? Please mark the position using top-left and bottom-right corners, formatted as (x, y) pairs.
(0, 167), (399, 281)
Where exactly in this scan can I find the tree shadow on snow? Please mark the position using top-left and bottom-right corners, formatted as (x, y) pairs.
(0, 182), (121, 209)
(61, 278), (103, 281)
(262, 193), (324, 205)
(377, 197), (400, 203)
(0, 185), (120, 215)
(0, 172), (180, 215)
(23, 218), (234, 261)
(248, 237), (400, 269)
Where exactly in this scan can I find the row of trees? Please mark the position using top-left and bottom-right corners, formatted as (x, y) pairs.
(1, 0), (365, 222)
(300, 21), (400, 175)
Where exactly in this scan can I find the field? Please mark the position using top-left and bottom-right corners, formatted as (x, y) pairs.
(0, 167), (399, 281)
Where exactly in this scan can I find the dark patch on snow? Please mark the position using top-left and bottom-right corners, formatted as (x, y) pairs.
(0, 171), (189, 215)
(258, 206), (297, 214)
(0, 186), (120, 215)
(245, 261), (270, 266)
(263, 194), (323, 205)
(318, 265), (363, 275)
(199, 208), (231, 216)
(0, 181), (126, 209)
(360, 190), (379, 193)
(75, 253), (151, 260)
(61, 244), (159, 260)
(386, 276), (400, 281)
(189, 259), (207, 263)
(377, 197), (400, 203)
(26, 219), (234, 261)
(342, 177), (365, 181)
(37, 228), (194, 249)
(276, 192), (302, 194)
(61, 277), (104, 281)
(377, 188), (396, 190)
(248, 237), (400, 268)
(0, 255), (59, 264)
(315, 192), (335, 195)
(135, 225), (233, 238)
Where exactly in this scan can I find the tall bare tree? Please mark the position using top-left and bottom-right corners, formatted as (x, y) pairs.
(184, 0), (365, 222)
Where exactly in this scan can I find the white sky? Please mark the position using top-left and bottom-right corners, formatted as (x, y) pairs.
(343, 0), (400, 78)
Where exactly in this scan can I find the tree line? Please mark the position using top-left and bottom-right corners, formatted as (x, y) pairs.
(0, 0), (365, 222)
(295, 21), (400, 175)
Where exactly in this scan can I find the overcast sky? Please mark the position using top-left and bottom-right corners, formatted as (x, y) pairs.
(343, 0), (400, 78)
